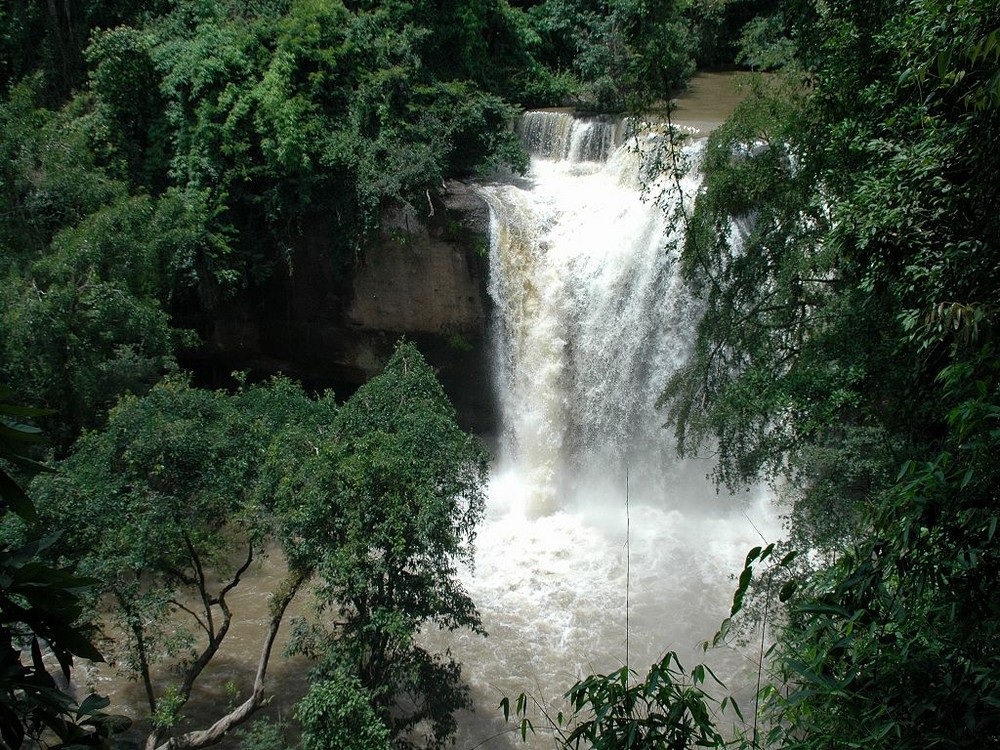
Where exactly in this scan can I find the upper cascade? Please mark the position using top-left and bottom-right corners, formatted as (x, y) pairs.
(481, 112), (710, 514)
(516, 111), (627, 163)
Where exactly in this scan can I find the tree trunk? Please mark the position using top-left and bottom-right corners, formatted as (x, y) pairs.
(149, 571), (305, 750)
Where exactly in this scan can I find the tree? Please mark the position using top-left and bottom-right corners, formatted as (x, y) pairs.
(297, 668), (392, 750)
(1, 191), (195, 448)
(524, 0), (701, 110)
(30, 375), (335, 750)
(0, 81), (125, 266)
(28, 341), (486, 750)
(0, 80), (218, 450)
(654, 0), (1000, 747)
(272, 341), (489, 749)
(0, 0), (170, 104)
(662, 0), (999, 539)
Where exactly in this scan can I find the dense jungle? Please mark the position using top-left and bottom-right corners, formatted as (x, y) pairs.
(1, 1), (998, 749)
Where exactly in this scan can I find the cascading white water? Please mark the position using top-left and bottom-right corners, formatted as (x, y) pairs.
(486, 112), (706, 513)
(431, 112), (781, 749)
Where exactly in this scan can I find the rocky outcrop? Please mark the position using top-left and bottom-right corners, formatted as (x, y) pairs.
(190, 181), (496, 435)
(350, 183), (488, 336)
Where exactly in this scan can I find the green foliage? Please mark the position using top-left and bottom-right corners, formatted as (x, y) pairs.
(0, 80), (217, 448)
(0, 388), (130, 749)
(29, 375), (331, 746)
(501, 652), (730, 750)
(104, 0), (532, 275)
(1, 0), (545, 455)
(149, 684), (186, 730)
(235, 717), (293, 750)
(86, 26), (171, 188)
(761, 424), (1000, 748)
(660, 71), (858, 493)
(1, 189), (192, 447)
(562, 654), (727, 750)
(663, 0), (1000, 505)
(0, 0), (170, 103)
(275, 341), (488, 748)
(297, 670), (392, 750)
(524, 0), (701, 110)
(736, 12), (794, 71)
(0, 82), (126, 264)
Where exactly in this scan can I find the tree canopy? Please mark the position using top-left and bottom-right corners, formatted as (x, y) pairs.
(22, 341), (488, 750)
(29, 375), (329, 750)
(653, 0), (1000, 747)
(272, 341), (489, 749)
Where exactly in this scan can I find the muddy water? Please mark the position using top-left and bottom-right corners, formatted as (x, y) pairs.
(430, 484), (778, 750)
(671, 71), (752, 134)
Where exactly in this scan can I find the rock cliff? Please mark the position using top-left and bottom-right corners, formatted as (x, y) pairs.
(188, 181), (496, 434)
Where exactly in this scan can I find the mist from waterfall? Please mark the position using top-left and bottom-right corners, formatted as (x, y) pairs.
(431, 110), (779, 750)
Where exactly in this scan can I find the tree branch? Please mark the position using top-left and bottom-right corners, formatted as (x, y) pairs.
(152, 569), (306, 750)
(168, 599), (210, 638)
(218, 543), (254, 602)
(118, 588), (157, 717)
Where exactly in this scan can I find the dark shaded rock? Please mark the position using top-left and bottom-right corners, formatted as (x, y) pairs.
(183, 182), (496, 436)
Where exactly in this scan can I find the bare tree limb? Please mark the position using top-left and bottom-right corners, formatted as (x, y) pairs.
(151, 570), (306, 750)
(219, 543), (255, 602)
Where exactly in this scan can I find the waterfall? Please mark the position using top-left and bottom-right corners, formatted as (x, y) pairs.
(433, 111), (779, 749)
(484, 112), (706, 514)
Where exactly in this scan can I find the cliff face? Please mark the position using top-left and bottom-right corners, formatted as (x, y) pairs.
(350, 193), (487, 336)
(193, 181), (496, 434)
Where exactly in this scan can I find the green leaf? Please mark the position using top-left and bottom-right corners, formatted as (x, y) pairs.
(785, 660), (840, 691)
(779, 579), (798, 602)
(520, 717), (533, 741)
(795, 603), (852, 618)
(76, 693), (111, 719)
(936, 49), (952, 79)
(0, 471), (40, 524)
(723, 695), (744, 722)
